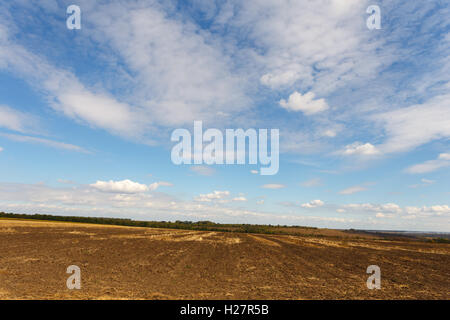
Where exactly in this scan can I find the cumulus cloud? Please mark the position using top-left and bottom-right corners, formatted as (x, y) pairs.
(182, 189), (247, 204)
(148, 181), (173, 191)
(279, 91), (329, 115)
(405, 153), (450, 174)
(340, 142), (380, 156)
(0, 182), (360, 228)
(301, 199), (324, 208)
(342, 203), (402, 215)
(404, 205), (450, 216)
(261, 184), (286, 189)
(90, 180), (150, 194)
(341, 202), (450, 220)
(1, 182), (448, 230)
(233, 0), (382, 93)
(194, 190), (230, 202)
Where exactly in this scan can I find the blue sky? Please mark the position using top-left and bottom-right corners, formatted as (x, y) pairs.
(0, 0), (449, 231)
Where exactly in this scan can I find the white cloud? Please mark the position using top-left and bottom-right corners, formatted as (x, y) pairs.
(0, 27), (143, 140)
(0, 133), (88, 153)
(194, 190), (230, 202)
(340, 142), (380, 156)
(88, 3), (249, 127)
(0, 1), (396, 156)
(405, 153), (450, 174)
(322, 130), (337, 138)
(250, 170), (259, 174)
(0, 182), (360, 228)
(342, 203), (403, 216)
(339, 185), (367, 195)
(256, 199), (265, 205)
(232, 196), (247, 202)
(55, 89), (143, 138)
(374, 94), (450, 154)
(261, 184), (286, 189)
(0, 105), (38, 133)
(90, 180), (150, 194)
(301, 199), (324, 208)
(231, 0), (383, 94)
(90, 179), (172, 194)
(0, 146), (3, 152)
(279, 91), (329, 115)
(1, 182), (448, 231)
(148, 181), (173, 191)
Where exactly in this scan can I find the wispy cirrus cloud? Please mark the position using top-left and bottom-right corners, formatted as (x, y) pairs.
(0, 22), (146, 141)
(0, 105), (39, 134)
(405, 153), (450, 174)
(261, 184), (285, 189)
(0, 133), (88, 153)
(339, 185), (368, 195)
(408, 178), (436, 188)
(374, 95), (450, 154)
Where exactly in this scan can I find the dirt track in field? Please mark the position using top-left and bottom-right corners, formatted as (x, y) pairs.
(0, 219), (448, 299)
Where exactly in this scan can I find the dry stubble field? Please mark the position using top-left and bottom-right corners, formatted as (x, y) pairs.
(0, 219), (448, 299)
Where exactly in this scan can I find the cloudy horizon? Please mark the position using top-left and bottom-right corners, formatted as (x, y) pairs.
(0, 0), (449, 232)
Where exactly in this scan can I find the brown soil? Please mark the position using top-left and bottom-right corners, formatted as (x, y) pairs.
(0, 219), (448, 299)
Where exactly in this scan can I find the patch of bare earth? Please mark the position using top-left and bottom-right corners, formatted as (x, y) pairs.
(0, 219), (448, 299)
